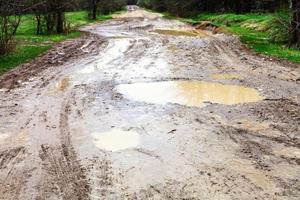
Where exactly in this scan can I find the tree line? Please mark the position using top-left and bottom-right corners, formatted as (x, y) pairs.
(137, 0), (289, 16)
(137, 0), (299, 49)
(0, 0), (127, 55)
(0, 0), (299, 56)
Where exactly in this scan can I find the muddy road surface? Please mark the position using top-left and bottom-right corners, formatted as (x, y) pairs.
(0, 7), (300, 200)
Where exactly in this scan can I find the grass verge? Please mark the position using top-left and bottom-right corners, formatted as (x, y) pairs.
(165, 12), (300, 63)
(0, 11), (114, 75)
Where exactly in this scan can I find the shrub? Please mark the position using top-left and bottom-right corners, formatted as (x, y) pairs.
(268, 12), (290, 43)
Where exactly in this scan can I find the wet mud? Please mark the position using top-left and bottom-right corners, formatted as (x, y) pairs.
(0, 6), (300, 200)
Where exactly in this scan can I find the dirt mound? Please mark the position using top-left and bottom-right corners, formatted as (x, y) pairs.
(194, 21), (228, 34)
(152, 29), (209, 37)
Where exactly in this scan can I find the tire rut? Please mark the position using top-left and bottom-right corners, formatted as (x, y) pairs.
(0, 146), (29, 200)
(37, 90), (90, 200)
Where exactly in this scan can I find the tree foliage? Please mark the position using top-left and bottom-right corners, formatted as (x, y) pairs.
(138, 0), (289, 16)
(289, 0), (300, 48)
(0, 0), (40, 55)
(138, 0), (299, 48)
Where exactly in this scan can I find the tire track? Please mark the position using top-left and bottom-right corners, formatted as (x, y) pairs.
(37, 90), (90, 200)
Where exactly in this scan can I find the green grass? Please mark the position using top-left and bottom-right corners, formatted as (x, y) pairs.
(190, 13), (300, 63)
(0, 45), (51, 74)
(0, 11), (114, 75)
(161, 11), (300, 63)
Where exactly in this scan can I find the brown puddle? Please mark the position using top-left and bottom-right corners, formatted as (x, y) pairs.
(56, 77), (70, 91)
(92, 129), (140, 152)
(116, 81), (263, 107)
(211, 73), (242, 80)
(152, 29), (208, 37)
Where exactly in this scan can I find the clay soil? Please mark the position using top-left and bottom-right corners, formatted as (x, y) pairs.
(0, 6), (299, 200)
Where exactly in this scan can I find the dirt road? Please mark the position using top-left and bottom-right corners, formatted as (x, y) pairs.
(0, 7), (300, 200)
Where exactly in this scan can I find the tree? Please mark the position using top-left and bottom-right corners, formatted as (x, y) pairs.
(0, 0), (34, 55)
(88, 0), (99, 20)
(32, 0), (80, 35)
(127, 0), (138, 5)
(289, 0), (300, 48)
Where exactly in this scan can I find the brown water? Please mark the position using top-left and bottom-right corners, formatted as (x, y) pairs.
(56, 77), (70, 91)
(116, 81), (263, 107)
(92, 129), (140, 152)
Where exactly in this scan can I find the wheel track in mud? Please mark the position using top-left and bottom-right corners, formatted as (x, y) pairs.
(37, 89), (90, 199)
(0, 147), (29, 200)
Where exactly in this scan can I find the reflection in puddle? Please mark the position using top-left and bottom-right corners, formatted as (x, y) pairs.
(211, 73), (242, 80)
(153, 29), (208, 37)
(116, 81), (263, 107)
(92, 129), (140, 152)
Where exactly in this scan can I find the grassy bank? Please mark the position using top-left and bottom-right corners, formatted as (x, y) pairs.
(0, 11), (114, 75)
(166, 12), (300, 63)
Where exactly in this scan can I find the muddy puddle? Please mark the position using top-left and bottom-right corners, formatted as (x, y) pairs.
(56, 77), (70, 91)
(152, 29), (208, 37)
(116, 81), (263, 107)
(92, 129), (140, 152)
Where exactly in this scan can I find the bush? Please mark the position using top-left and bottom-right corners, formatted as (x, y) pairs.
(99, 0), (127, 15)
(137, 0), (151, 8)
(268, 12), (290, 43)
(0, 16), (21, 55)
(127, 0), (138, 5)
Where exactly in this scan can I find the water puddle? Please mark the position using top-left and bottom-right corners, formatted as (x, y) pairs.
(152, 29), (208, 37)
(56, 77), (70, 91)
(211, 73), (242, 80)
(116, 81), (263, 107)
(92, 129), (140, 152)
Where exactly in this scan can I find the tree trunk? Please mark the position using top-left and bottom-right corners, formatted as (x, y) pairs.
(289, 0), (300, 48)
(235, 0), (242, 14)
(56, 12), (64, 34)
(36, 15), (41, 35)
(92, 3), (97, 20)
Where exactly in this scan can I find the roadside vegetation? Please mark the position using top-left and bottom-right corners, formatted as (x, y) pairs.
(187, 13), (300, 63)
(0, 0), (127, 75)
(0, 11), (115, 74)
(138, 0), (300, 63)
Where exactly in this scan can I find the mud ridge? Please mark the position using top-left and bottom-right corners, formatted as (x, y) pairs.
(0, 32), (105, 90)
